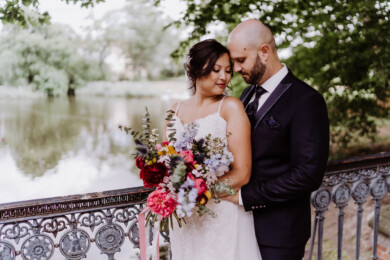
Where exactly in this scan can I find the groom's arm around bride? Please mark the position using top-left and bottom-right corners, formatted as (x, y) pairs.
(226, 20), (330, 260)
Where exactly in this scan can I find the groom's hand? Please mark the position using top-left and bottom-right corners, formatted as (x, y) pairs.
(222, 193), (239, 204)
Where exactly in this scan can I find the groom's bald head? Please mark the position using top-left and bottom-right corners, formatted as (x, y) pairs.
(228, 19), (282, 85)
(228, 19), (276, 53)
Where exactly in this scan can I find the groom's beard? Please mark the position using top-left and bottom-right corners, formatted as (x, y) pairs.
(243, 56), (266, 85)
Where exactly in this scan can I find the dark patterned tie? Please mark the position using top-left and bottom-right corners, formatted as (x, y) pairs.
(246, 85), (266, 128)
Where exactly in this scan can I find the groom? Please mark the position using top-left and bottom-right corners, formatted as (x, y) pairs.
(225, 20), (329, 259)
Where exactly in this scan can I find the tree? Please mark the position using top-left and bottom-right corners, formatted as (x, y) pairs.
(87, 0), (183, 80)
(0, 0), (105, 26)
(0, 23), (105, 96)
(158, 0), (390, 146)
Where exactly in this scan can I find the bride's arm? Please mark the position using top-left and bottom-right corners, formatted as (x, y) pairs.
(219, 97), (252, 190)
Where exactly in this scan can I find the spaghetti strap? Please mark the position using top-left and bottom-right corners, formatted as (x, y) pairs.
(175, 102), (181, 115)
(217, 96), (227, 113)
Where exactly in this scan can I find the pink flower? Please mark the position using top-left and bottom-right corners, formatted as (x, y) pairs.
(156, 141), (169, 150)
(180, 150), (196, 164)
(147, 189), (177, 217)
(194, 178), (207, 195)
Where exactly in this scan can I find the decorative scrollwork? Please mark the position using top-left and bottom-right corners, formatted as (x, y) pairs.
(344, 171), (360, 183)
(3, 223), (29, 243)
(332, 183), (351, 207)
(311, 188), (331, 211)
(351, 181), (370, 204)
(79, 212), (104, 231)
(370, 177), (387, 200)
(114, 208), (140, 226)
(324, 174), (341, 186)
(379, 167), (390, 177)
(95, 224), (124, 254)
(59, 230), (90, 259)
(361, 169), (378, 179)
(386, 176), (390, 193)
(0, 241), (16, 260)
(42, 218), (67, 237)
(128, 222), (139, 248)
(21, 235), (54, 260)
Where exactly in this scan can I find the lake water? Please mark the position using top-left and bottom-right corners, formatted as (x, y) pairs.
(0, 96), (178, 203)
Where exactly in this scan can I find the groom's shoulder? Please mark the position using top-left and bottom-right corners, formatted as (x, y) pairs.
(288, 73), (323, 98)
(287, 75), (327, 111)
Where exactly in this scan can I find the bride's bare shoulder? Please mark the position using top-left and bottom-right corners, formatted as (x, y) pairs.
(220, 96), (246, 122)
(221, 96), (245, 111)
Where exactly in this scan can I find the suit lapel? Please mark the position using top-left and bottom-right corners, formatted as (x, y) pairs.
(252, 78), (292, 132)
(240, 85), (256, 108)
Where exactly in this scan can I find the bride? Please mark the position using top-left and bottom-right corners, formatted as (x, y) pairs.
(164, 39), (262, 260)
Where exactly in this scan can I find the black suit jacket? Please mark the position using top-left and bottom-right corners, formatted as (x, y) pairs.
(240, 71), (329, 248)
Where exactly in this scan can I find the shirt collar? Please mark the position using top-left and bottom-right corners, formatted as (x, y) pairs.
(261, 64), (288, 94)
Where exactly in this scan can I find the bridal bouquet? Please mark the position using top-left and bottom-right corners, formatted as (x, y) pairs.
(120, 108), (235, 232)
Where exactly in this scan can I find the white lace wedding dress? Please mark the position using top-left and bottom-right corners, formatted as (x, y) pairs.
(166, 97), (262, 260)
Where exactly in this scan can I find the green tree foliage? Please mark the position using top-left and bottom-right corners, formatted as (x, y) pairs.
(86, 0), (183, 80)
(160, 0), (390, 146)
(0, 23), (105, 96)
(0, 0), (105, 26)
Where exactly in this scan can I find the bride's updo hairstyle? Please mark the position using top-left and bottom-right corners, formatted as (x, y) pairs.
(185, 39), (233, 94)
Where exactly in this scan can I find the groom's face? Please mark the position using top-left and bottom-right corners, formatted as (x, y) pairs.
(228, 44), (266, 85)
(246, 55), (266, 85)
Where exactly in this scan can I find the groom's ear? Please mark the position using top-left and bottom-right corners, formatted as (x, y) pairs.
(257, 44), (271, 62)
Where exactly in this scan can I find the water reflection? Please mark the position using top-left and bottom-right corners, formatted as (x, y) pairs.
(0, 96), (171, 203)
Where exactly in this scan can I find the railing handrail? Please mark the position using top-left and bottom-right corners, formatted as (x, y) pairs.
(325, 151), (390, 174)
(0, 186), (154, 223)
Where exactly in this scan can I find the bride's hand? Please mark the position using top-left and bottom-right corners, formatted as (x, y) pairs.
(221, 193), (239, 204)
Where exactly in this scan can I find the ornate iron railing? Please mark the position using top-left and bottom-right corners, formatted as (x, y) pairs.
(310, 152), (390, 260)
(0, 153), (389, 260)
(0, 187), (159, 260)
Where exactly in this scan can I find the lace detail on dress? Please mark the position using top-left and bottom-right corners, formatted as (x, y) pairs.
(167, 97), (262, 260)
(169, 112), (227, 142)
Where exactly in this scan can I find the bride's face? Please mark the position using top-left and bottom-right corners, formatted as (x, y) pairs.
(196, 53), (232, 97)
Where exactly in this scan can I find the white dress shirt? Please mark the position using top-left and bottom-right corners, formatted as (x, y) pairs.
(238, 64), (289, 206)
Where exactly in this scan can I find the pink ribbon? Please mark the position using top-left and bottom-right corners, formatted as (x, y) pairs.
(138, 207), (161, 260)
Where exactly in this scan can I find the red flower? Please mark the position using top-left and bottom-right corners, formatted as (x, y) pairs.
(156, 141), (170, 150)
(194, 178), (207, 195)
(136, 157), (145, 169)
(140, 162), (168, 188)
